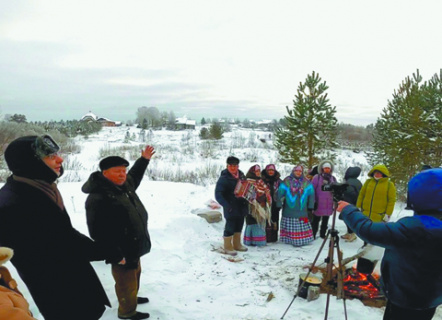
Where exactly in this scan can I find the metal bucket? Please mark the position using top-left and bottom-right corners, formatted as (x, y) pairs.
(298, 273), (321, 299)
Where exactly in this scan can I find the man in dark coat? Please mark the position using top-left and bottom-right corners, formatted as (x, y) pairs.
(215, 156), (249, 256)
(340, 166), (362, 242)
(82, 145), (155, 320)
(0, 135), (110, 320)
(337, 168), (442, 320)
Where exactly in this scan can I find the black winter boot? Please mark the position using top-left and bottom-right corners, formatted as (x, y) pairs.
(137, 297), (149, 304)
(118, 311), (150, 320)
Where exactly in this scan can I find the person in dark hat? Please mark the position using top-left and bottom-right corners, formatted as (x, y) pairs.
(340, 166), (363, 242)
(82, 145), (155, 320)
(0, 135), (110, 320)
(215, 156), (249, 255)
(337, 168), (442, 320)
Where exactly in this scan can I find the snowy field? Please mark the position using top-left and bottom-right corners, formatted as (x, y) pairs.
(3, 126), (441, 320)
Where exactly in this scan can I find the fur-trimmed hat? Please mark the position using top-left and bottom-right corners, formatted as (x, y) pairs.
(408, 168), (441, 214)
(99, 156), (129, 171)
(4, 136), (63, 182)
(0, 247), (13, 266)
(226, 156), (240, 165)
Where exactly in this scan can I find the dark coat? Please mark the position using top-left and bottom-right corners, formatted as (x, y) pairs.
(341, 204), (442, 310)
(342, 166), (362, 205)
(215, 169), (248, 219)
(82, 157), (151, 268)
(261, 169), (282, 211)
(0, 177), (110, 320)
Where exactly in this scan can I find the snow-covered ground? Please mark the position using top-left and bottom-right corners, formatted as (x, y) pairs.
(3, 126), (441, 320)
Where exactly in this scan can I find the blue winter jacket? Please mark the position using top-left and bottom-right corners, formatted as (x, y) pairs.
(341, 205), (442, 310)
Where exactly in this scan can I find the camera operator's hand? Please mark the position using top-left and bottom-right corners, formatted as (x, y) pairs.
(336, 201), (350, 213)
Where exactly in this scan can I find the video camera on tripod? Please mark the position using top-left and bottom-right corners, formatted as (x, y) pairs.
(321, 182), (349, 202)
(281, 182), (351, 319)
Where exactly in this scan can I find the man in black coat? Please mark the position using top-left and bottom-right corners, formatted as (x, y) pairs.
(82, 145), (155, 320)
(0, 135), (110, 320)
(340, 166), (362, 242)
(215, 156), (249, 256)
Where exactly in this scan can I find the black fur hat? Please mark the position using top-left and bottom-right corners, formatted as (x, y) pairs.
(226, 156), (240, 165)
(4, 136), (62, 183)
(99, 156), (129, 171)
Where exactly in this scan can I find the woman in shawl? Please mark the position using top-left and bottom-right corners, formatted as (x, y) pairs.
(261, 164), (282, 242)
(277, 165), (315, 246)
(243, 165), (272, 247)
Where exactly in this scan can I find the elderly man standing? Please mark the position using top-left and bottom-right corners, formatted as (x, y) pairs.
(215, 156), (249, 256)
(0, 135), (110, 320)
(82, 145), (155, 320)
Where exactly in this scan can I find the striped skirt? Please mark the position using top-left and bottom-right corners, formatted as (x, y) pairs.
(280, 216), (314, 247)
(244, 224), (267, 247)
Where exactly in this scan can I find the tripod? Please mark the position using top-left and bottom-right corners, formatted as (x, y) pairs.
(281, 200), (348, 320)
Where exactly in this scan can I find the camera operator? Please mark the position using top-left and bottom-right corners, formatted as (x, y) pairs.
(337, 168), (442, 320)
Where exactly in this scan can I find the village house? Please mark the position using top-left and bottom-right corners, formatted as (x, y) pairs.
(80, 111), (122, 127)
(175, 116), (196, 130)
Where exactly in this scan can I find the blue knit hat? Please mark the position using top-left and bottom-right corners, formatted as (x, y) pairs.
(408, 168), (442, 214)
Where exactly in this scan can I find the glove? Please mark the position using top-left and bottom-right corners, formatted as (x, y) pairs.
(382, 214), (390, 222)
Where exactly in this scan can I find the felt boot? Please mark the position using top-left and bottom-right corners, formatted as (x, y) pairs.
(223, 236), (237, 256)
(233, 233), (248, 252)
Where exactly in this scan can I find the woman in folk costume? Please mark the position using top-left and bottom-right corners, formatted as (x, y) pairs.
(261, 164), (282, 242)
(243, 165), (272, 246)
(277, 165), (315, 246)
(311, 160), (337, 239)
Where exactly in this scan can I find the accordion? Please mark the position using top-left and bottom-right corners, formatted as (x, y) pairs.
(234, 180), (256, 203)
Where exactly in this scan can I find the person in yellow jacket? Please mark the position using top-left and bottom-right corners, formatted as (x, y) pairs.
(0, 247), (36, 320)
(357, 164), (396, 223)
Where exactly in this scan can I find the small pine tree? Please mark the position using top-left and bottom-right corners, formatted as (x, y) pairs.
(209, 122), (224, 140)
(201, 117), (206, 125)
(274, 71), (338, 168)
(199, 127), (210, 140)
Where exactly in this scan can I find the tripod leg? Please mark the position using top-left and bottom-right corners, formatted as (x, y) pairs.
(280, 233), (330, 319)
(324, 229), (335, 320)
(335, 237), (348, 320)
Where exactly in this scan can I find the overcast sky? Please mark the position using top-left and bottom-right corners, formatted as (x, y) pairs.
(0, 1), (441, 126)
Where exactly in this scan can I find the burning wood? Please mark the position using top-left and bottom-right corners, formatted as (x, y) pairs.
(343, 268), (384, 299)
(317, 266), (387, 308)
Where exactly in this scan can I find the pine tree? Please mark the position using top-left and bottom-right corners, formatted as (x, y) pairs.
(199, 127), (209, 140)
(209, 122), (224, 140)
(274, 71), (338, 168)
(368, 70), (442, 198)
